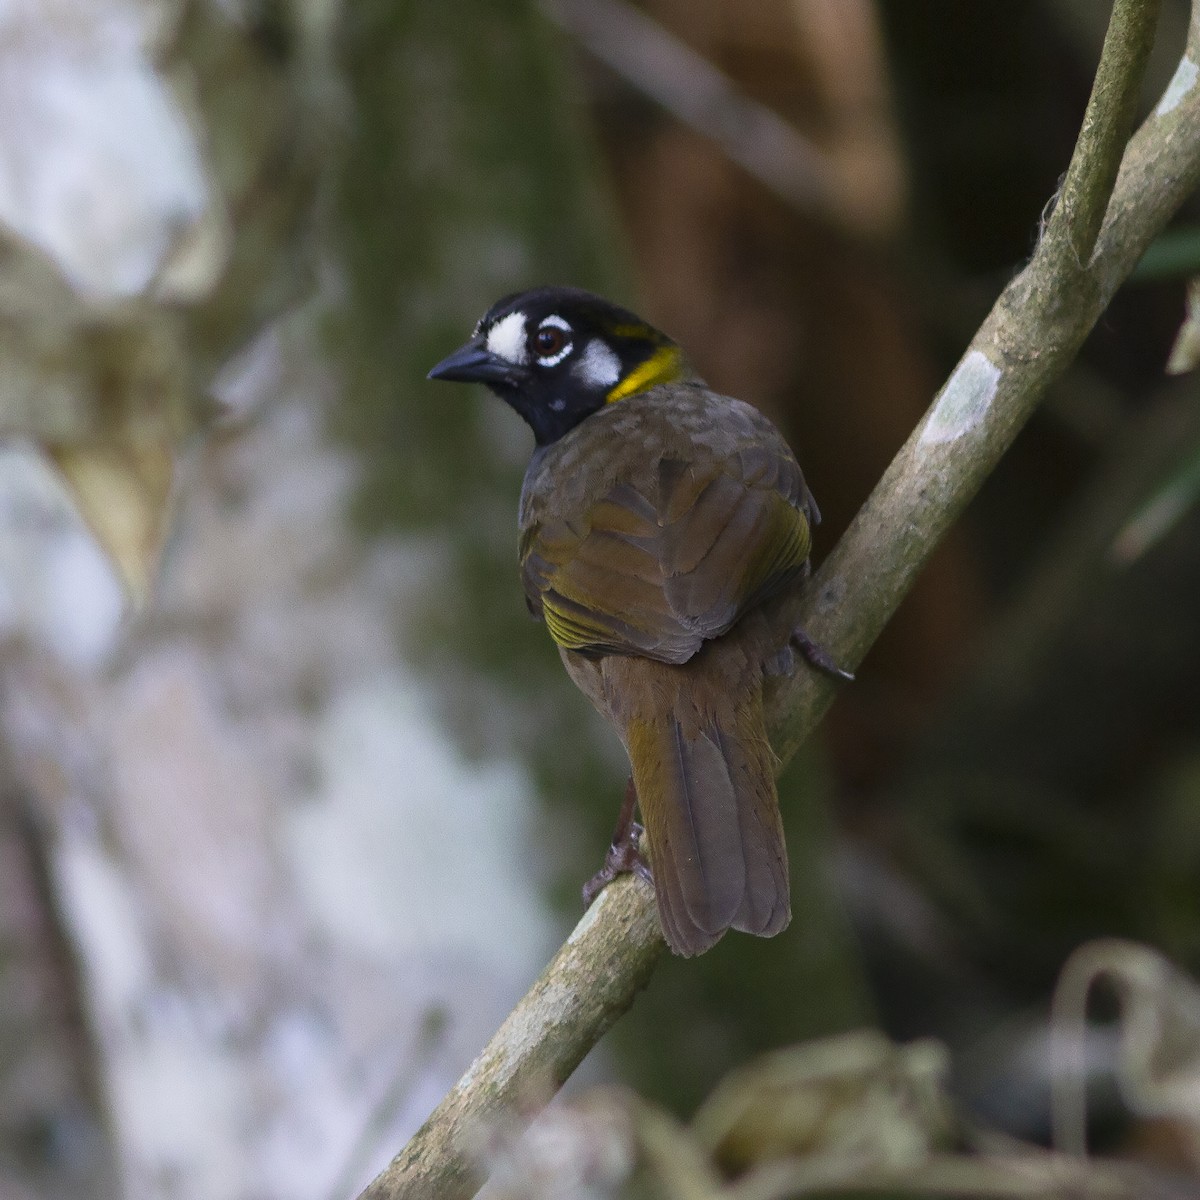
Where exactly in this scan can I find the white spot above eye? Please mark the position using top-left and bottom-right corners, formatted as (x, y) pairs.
(486, 310), (528, 365)
(575, 338), (621, 389)
(535, 314), (574, 367)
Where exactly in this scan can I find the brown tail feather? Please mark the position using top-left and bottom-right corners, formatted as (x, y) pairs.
(624, 669), (790, 956)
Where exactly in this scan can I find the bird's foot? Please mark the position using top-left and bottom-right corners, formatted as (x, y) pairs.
(791, 625), (855, 682)
(582, 777), (653, 907)
(582, 822), (652, 907)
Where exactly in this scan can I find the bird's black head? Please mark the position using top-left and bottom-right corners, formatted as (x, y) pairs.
(427, 286), (689, 445)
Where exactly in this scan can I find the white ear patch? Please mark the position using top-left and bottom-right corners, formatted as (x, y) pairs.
(576, 338), (621, 389)
(486, 310), (528, 364)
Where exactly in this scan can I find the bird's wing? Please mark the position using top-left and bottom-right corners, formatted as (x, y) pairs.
(520, 441), (813, 664)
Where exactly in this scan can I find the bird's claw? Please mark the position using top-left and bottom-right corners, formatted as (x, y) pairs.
(791, 625), (855, 682)
(582, 820), (652, 907)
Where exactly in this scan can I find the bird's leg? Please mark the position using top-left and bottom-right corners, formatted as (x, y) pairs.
(791, 625), (856, 682)
(582, 777), (653, 907)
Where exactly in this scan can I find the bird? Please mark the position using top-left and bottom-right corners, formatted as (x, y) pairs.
(428, 286), (849, 956)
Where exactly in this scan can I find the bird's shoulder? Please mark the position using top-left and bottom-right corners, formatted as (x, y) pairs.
(520, 382), (812, 528)
(517, 383), (816, 662)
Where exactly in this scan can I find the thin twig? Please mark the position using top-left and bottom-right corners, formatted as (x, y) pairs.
(1048, 939), (1182, 1162)
(544, 0), (843, 228)
(1046, 0), (1162, 265)
(733, 1147), (1193, 1200)
(359, 4), (1200, 1197)
(966, 380), (1200, 704)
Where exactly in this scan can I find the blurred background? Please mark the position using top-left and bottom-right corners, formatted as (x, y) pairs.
(1, 1), (1199, 1197)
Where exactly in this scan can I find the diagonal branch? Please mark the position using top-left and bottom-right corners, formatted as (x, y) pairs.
(359, 876), (665, 1200)
(359, 4), (1200, 1197)
(768, 0), (1181, 763)
(1047, 0), (1162, 265)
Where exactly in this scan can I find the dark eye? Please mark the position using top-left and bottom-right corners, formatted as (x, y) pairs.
(533, 326), (568, 359)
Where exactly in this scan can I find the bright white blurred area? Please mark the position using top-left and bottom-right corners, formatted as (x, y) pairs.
(0, 4), (562, 1198)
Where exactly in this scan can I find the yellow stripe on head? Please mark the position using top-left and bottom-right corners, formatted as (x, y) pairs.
(606, 344), (685, 404)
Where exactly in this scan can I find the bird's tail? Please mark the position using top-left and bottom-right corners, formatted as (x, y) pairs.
(620, 659), (790, 956)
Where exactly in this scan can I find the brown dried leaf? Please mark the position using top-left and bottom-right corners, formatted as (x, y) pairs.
(691, 1030), (952, 1178)
(45, 437), (175, 606)
(1165, 276), (1200, 375)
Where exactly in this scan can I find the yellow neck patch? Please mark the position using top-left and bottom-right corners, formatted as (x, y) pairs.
(606, 344), (685, 404)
